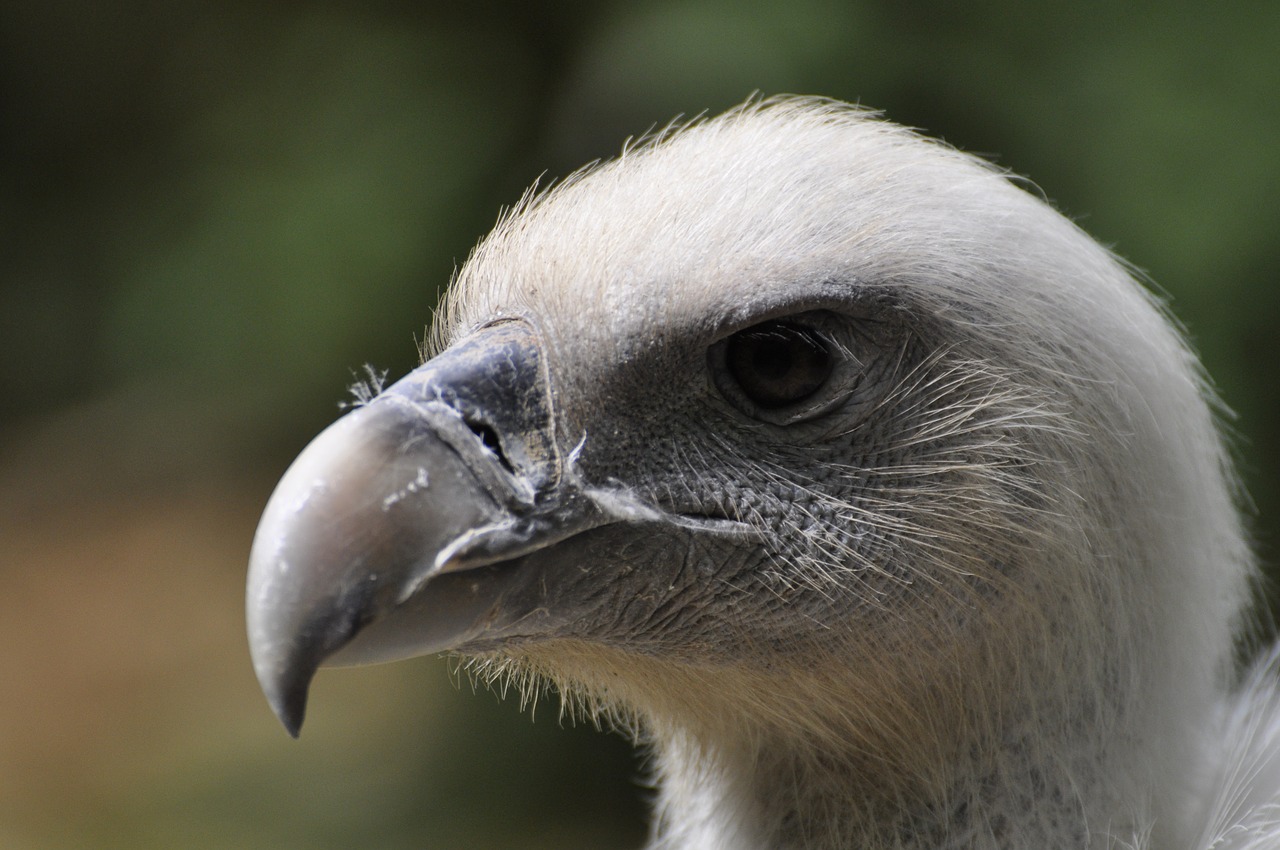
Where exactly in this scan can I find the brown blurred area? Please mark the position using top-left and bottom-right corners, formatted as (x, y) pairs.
(2, 1), (1278, 847)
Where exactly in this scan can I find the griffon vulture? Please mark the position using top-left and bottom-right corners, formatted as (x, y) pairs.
(246, 98), (1280, 849)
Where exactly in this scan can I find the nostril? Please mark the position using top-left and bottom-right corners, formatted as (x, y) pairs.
(466, 418), (514, 474)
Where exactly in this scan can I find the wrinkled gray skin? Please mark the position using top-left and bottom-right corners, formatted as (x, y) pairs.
(249, 311), (904, 727)
(248, 100), (1252, 850)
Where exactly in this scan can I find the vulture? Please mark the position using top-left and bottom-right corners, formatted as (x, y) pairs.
(246, 97), (1280, 849)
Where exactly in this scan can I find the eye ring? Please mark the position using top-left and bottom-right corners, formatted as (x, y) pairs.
(723, 320), (833, 410)
(709, 307), (901, 428)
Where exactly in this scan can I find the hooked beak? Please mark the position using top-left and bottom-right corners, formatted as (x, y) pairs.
(246, 322), (595, 736)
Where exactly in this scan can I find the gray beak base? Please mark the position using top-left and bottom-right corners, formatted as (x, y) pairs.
(246, 323), (576, 736)
(247, 399), (502, 735)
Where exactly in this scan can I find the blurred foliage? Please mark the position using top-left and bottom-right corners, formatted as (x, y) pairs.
(1, 0), (1277, 848)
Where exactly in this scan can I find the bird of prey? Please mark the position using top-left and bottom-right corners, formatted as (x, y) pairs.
(246, 97), (1280, 849)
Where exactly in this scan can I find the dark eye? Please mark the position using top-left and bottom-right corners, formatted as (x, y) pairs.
(724, 321), (833, 410)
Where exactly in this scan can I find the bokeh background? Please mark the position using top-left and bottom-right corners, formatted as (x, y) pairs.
(2, 1), (1277, 847)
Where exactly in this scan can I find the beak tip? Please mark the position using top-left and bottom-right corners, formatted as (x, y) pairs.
(279, 705), (305, 740)
(250, 619), (320, 738)
(257, 656), (313, 739)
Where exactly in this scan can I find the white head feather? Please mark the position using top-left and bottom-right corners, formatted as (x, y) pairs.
(419, 97), (1264, 848)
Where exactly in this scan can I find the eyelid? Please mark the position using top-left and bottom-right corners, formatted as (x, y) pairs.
(702, 281), (897, 343)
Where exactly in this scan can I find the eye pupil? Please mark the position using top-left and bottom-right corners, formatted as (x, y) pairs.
(726, 321), (832, 410)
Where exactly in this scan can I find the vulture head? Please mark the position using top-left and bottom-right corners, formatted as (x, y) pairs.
(247, 98), (1262, 848)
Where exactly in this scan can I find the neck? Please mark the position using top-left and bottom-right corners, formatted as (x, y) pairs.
(646, 707), (1140, 850)
(500, 614), (1218, 850)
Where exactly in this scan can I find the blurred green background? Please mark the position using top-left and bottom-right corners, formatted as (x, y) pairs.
(1, 1), (1277, 847)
